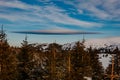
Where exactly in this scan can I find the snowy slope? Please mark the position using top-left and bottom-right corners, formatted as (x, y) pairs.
(62, 37), (120, 69)
(85, 37), (120, 69)
(63, 37), (120, 49)
(84, 37), (120, 49)
(37, 37), (120, 69)
(99, 54), (111, 69)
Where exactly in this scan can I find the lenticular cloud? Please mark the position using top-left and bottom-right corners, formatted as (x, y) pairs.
(12, 30), (101, 35)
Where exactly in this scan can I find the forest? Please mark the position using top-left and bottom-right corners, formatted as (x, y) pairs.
(0, 29), (120, 80)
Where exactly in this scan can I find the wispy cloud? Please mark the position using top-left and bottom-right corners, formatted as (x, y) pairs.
(43, 6), (102, 27)
(0, 0), (103, 30)
(63, 0), (120, 21)
(0, 0), (119, 46)
(0, 0), (41, 10)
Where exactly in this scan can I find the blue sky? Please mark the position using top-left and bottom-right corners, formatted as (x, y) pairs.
(0, 0), (120, 46)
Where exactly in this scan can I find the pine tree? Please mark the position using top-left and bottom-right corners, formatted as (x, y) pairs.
(70, 41), (89, 80)
(87, 47), (104, 80)
(17, 36), (34, 80)
(48, 43), (57, 80)
(113, 47), (120, 76)
(31, 43), (49, 80)
(105, 47), (120, 80)
(54, 43), (66, 80)
(45, 43), (66, 80)
(0, 25), (18, 80)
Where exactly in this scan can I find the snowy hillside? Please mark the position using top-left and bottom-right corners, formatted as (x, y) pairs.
(62, 37), (120, 49)
(62, 37), (120, 69)
(84, 37), (120, 49)
(99, 54), (111, 69)
(36, 37), (120, 69)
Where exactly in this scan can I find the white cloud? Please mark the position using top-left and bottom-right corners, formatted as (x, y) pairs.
(0, 12), (44, 22)
(0, 0), (103, 29)
(41, 6), (102, 27)
(44, 13), (99, 27)
(63, 0), (120, 21)
(0, 0), (41, 10)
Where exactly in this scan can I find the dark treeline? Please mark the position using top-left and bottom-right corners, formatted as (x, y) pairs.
(0, 30), (120, 80)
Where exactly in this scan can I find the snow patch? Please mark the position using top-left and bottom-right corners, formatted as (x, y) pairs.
(84, 76), (92, 80)
(99, 54), (111, 69)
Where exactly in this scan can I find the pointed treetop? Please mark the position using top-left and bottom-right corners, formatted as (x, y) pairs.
(0, 24), (6, 42)
(25, 34), (28, 42)
(1, 24), (3, 32)
(82, 34), (85, 43)
(22, 34), (28, 46)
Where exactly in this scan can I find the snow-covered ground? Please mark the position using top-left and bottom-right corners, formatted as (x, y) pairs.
(84, 76), (92, 80)
(84, 37), (120, 49)
(99, 54), (112, 69)
(62, 37), (120, 69)
(63, 37), (120, 49)
(37, 37), (120, 69)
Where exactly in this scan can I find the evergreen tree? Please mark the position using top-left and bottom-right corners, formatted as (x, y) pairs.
(71, 41), (89, 80)
(31, 43), (49, 80)
(87, 47), (104, 80)
(0, 25), (18, 80)
(46, 43), (65, 80)
(17, 36), (34, 80)
(113, 47), (120, 76)
(54, 44), (66, 80)
(105, 47), (120, 80)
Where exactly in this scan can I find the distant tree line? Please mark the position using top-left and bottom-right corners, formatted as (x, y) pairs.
(0, 29), (120, 80)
